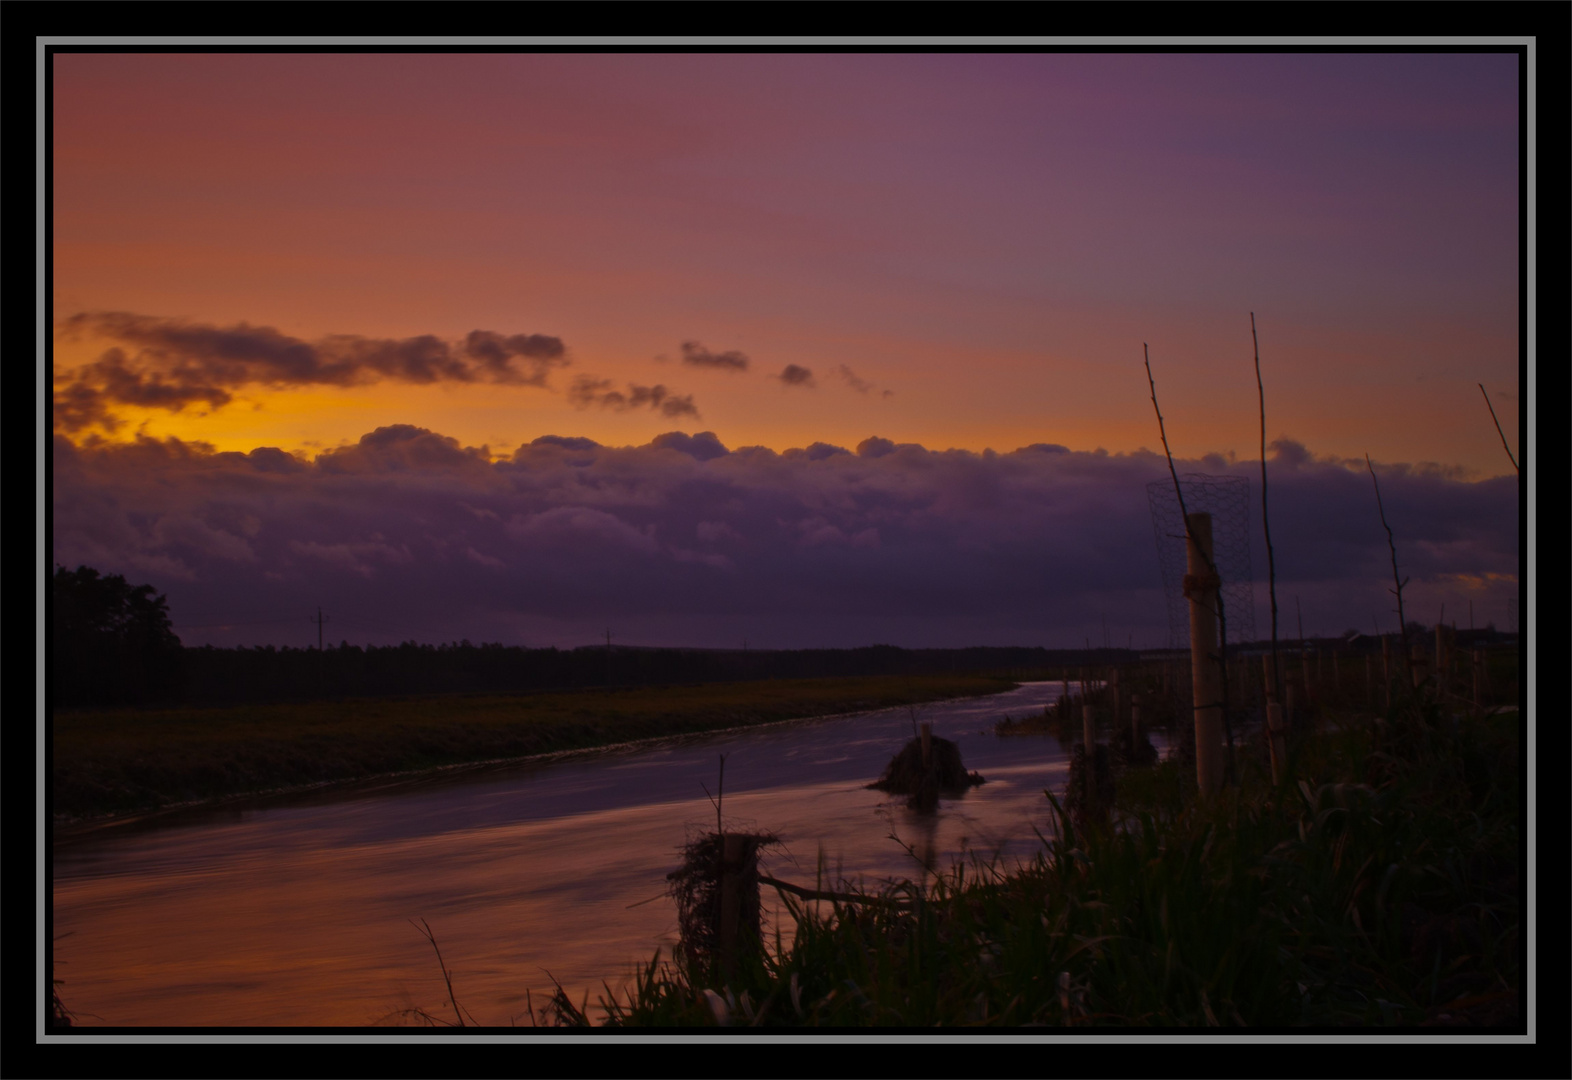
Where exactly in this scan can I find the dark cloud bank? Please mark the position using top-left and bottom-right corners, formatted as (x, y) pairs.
(51, 428), (1519, 651)
(53, 313), (573, 432)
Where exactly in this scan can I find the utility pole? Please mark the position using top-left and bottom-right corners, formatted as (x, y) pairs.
(310, 607), (330, 692)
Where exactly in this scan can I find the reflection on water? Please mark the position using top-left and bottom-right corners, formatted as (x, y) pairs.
(53, 682), (1137, 1026)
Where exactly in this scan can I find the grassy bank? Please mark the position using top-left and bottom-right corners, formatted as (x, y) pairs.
(578, 695), (1520, 1028)
(51, 674), (1011, 823)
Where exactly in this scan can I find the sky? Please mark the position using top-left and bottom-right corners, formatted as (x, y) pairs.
(47, 50), (1524, 650)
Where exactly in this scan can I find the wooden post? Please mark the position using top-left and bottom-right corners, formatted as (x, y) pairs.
(1301, 645), (1312, 709)
(1130, 692), (1142, 748)
(1266, 701), (1287, 786)
(1110, 667), (1121, 730)
(1435, 623), (1447, 697)
(1285, 683), (1296, 729)
(718, 833), (744, 978)
(1381, 635), (1392, 710)
(920, 721), (932, 768)
(1082, 702), (1098, 814)
(1472, 649), (1482, 708)
(1185, 512), (1224, 795)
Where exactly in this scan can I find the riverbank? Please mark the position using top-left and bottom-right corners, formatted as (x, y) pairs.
(590, 697), (1521, 1028)
(50, 674), (1013, 824)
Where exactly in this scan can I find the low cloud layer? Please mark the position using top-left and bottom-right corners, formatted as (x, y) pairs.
(53, 313), (569, 432)
(51, 428), (1519, 650)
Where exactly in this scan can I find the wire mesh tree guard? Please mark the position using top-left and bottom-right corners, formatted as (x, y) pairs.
(1146, 474), (1257, 651)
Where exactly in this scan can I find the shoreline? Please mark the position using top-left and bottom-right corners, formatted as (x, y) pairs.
(50, 674), (1022, 840)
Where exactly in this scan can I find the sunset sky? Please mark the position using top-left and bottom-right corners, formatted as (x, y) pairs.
(49, 50), (1525, 650)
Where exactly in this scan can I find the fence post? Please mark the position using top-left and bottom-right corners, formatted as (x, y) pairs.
(1110, 667), (1121, 731)
(1381, 635), (1392, 710)
(920, 721), (932, 768)
(718, 833), (744, 979)
(1130, 692), (1143, 748)
(1267, 701), (1287, 786)
(1185, 512), (1224, 795)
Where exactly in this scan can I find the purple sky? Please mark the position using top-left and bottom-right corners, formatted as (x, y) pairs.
(49, 51), (1524, 649)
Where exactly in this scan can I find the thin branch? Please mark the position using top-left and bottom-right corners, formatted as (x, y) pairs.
(759, 875), (906, 909)
(1366, 454), (1412, 689)
(1478, 383), (1519, 473)
(412, 918), (467, 1028)
(1252, 313), (1281, 703)
(1144, 344), (1235, 785)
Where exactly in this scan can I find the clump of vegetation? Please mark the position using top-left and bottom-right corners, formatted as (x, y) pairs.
(867, 736), (983, 812)
(667, 831), (781, 977)
(994, 704), (1066, 739)
(593, 694), (1518, 1027)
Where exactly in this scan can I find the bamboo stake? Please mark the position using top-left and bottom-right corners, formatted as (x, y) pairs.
(1251, 314), (1283, 721)
(1478, 382), (1519, 473)
(1145, 345), (1235, 785)
(1185, 512), (1224, 795)
(1366, 454), (1413, 691)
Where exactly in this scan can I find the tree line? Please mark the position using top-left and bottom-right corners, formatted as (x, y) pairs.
(50, 565), (1135, 708)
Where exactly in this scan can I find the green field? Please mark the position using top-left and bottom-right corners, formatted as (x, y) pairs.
(50, 674), (1011, 822)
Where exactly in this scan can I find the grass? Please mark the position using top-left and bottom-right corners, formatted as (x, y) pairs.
(585, 688), (1520, 1028)
(50, 674), (1011, 822)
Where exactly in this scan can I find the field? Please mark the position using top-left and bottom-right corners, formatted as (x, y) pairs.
(50, 674), (1011, 823)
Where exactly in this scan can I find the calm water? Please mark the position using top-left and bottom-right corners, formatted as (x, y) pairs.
(53, 682), (1130, 1026)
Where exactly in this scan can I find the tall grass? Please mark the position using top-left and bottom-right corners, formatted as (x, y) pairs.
(598, 696), (1519, 1027)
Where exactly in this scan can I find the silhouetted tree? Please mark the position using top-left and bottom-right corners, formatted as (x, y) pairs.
(52, 565), (184, 706)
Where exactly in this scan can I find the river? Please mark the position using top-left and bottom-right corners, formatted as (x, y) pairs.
(52, 680), (1136, 1027)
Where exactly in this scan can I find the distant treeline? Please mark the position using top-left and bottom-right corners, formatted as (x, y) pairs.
(174, 641), (1140, 706)
(49, 563), (1518, 710)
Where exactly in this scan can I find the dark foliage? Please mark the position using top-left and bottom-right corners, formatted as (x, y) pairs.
(668, 832), (778, 978)
(52, 565), (184, 707)
(174, 641), (1138, 706)
(868, 736), (983, 811)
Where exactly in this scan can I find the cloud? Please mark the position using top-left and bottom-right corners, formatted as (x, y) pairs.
(51, 427), (1518, 650)
(777, 364), (815, 388)
(679, 341), (750, 371)
(649, 431), (730, 461)
(568, 376), (699, 418)
(53, 312), (570, 432)
(837, 364), (872, 393)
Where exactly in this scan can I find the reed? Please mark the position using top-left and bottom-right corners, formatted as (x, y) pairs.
(600, 696), (1518, 1027)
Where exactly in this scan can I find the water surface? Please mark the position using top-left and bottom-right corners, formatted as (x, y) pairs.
(53, 681), (1130, 1026)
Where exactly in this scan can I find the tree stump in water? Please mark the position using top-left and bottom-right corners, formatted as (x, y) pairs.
(868, 734), (984, 812)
